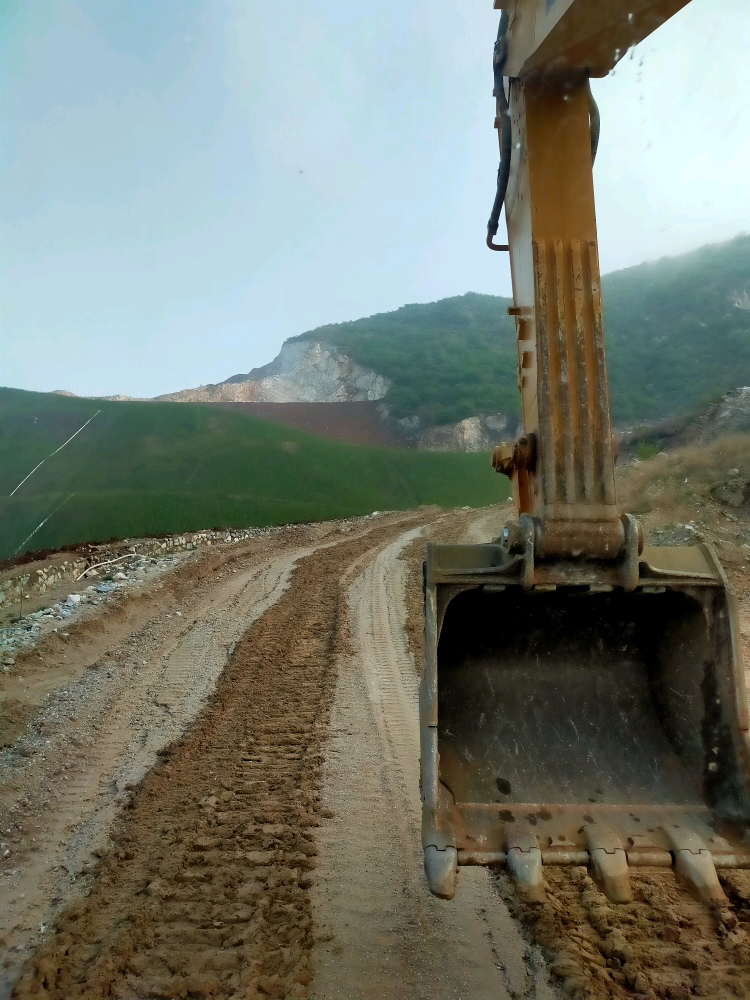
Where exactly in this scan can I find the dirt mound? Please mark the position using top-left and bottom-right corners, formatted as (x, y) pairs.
(494, 866), (750, 998)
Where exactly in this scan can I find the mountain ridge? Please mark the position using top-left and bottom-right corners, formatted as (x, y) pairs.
(290, 235), (750, 427)
(53, 234), (750, 432)
(155, 340), (390, 405)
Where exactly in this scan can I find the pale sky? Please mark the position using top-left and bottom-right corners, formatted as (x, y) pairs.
(1, 0), (748, 398)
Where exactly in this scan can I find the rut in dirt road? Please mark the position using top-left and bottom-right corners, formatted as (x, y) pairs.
(310, 524), (553, 1000)
(0, 530), (326, 995)
(495, 864), (750, 999)
(11, 514), (427, 1000)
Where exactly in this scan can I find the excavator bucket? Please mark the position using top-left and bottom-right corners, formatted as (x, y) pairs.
(420, 541), (750, 903)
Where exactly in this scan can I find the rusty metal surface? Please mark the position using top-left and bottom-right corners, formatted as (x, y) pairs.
(492, 4), (689, 557)
(437, 588), (713, 811)
(499, 71), (625, 558)
(419, 551), (750, 901)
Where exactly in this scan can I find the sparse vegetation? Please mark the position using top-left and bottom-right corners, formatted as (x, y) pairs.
(635, 441), (660, 462)
(617, 433), (750, 542)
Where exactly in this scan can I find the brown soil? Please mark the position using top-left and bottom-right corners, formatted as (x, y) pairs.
(308, 508), (547, 1000)
(1, 528), (306, 747)
(8, 512), (433, 999)
(202, 402), (410, 449)
(493, 866), (750, 999)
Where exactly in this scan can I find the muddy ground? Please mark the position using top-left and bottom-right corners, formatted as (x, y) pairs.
(3, 478), (750, 998)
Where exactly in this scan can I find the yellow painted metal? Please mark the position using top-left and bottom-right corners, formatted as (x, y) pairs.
(496, 0), (691, 557)
(418, 2), (750, 906)
(494, 0), (691, 79)
(505, 74), (622, 555)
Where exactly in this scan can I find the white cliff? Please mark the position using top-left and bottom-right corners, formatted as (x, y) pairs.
(155, 340), (390, 404)
(417, 414), (511, 453)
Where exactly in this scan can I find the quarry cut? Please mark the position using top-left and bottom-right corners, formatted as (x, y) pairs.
(156, 340), (390, 405)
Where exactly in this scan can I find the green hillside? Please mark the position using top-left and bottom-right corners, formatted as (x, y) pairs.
(0, 388), (509, 560)
(293, 235), (750, 427)
(604, 237), (750, 424)
(294, 293), (517, 428)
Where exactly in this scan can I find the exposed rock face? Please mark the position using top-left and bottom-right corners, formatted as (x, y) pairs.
(155, 340), (390, 405)
(697, 387), (750, 437)
(617, 386), (750, 460)
(53, 339), (515, 452)
(417, 414), (510, 453)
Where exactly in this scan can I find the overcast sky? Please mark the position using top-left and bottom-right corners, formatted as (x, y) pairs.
(1, 0), (748, 398)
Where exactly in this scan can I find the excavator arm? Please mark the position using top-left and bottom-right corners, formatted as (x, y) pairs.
(492, 0), (690, 561)
(496, 0), (690, 80)
(419, 0), (750, 905)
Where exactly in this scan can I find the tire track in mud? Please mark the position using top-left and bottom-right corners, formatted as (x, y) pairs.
(310, 521), (553, 1000)
(12, 499), (749, 999)
(1, 543), (316, 995)
(11, 514), (429, 1000)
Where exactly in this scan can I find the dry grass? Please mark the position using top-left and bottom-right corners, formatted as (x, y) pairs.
(617, 433), (750, 542)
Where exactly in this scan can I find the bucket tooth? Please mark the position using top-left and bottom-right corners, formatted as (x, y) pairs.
(663, 827), (727, 904)
(506, 823), (545, 902)
(424, 846), (457, 900)
(584, 825), (632, 903)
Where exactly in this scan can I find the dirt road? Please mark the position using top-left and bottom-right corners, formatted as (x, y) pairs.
(309, 522), (551, 999)
(1, 520), (344, 993)
(5, 502), (750, 999)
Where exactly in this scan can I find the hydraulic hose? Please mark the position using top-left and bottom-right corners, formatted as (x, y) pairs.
(487, 12), (511, 251)
(587, 77), (600, 164)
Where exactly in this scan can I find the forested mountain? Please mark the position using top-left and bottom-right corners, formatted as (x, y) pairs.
(293, 235), (750, 427)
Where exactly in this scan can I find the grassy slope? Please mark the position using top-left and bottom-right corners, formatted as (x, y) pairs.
(292, 235), (750, 427)
(0, 388), (509, 559)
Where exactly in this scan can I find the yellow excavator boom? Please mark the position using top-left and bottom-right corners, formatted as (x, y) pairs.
(420, 0), (750, 904)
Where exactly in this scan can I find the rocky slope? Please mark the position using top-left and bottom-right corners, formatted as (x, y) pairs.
(415, 413), (511, 452)
(45, 236), (750, 452)
(153, 338), (513, 452)
(155, 340), (390, 404)
(619, 386), (750, 459)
